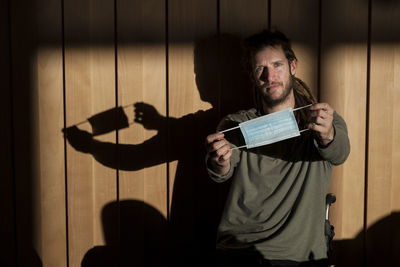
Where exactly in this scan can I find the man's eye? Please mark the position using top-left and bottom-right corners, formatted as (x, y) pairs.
(274, 62), (283, 68)
(255, 67), (263, 73)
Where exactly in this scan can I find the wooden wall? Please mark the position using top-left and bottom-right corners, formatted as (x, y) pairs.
(2, 0), (399, 266)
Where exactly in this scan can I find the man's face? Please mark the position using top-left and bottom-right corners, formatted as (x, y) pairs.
(252, 45), (297, 107)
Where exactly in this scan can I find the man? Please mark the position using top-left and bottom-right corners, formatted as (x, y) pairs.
(205, 30), (350, 267)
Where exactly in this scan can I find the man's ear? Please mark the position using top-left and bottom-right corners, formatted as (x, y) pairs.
(290, 59), (297, 76)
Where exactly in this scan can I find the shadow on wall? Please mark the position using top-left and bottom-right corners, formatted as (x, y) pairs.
(81, 200), (168, 267)
(331, 212), (400, 267)
(63, 34), (253, 266)
(80, 206), (400, 267)
(62, 33), (400, 266)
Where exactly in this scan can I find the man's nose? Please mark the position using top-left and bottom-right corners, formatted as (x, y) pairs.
(260, 68), (269, 82)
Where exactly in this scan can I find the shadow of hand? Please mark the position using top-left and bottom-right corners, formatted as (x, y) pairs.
(63, 126), (93, 153)
(134, 102), (165, 130)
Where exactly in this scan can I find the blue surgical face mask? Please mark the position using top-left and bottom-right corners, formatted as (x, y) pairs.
(221, 105), (310, 149)
(240, 108), (299, 148)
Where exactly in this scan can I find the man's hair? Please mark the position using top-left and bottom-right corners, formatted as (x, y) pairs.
(243, 30), (297, 72)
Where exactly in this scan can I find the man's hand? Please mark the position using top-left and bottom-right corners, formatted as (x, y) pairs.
(308, 103), (335, 146)
(205, 132), (232, 176)
(134, 102), (165, 130)
(62, 126), (93, 153)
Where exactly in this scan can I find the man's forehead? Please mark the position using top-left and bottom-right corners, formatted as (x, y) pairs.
(254, 45), (286, 62)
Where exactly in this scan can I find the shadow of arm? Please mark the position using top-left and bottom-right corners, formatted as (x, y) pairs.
(92, 133), (168, 171)
(64, 125), (169, 171)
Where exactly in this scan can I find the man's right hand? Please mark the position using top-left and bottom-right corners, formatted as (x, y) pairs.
(205, 132), (232, 176)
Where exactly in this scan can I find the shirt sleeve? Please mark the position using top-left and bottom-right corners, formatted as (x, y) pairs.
(314, 112), (350, 165)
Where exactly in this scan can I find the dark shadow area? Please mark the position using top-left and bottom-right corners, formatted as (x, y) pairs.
(81, 200), (168, 267)
(331, 212), (400, 267)
(212, 248), (330, 267)
(0, 0), (17, 267)
(1, 0), (45, 266)
(81, 199), (331, 267)
(63, 34), (253, 266)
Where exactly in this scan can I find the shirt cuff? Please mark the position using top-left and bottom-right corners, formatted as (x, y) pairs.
(206, 158), (234, 183)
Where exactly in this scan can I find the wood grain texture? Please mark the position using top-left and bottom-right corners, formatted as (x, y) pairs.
(168, 0), (219, 263)
(219, 0), (268, 116)
(271, 0), (319, 97)
(367, 1), (400, 266)
(117, 0), (167, 214)
(64, 0), (117, 266)
(33, 0), (67, 266)
(321, 0), (368, 235)
(320, 1), (368, 266)
(220, 0), (269, 37)
(6, 1), (400, 266)
(117, 0), (167, 265)
(168, 0), (218, 211)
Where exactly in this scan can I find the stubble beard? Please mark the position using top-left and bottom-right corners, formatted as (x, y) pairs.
(257, 75), (294, 108)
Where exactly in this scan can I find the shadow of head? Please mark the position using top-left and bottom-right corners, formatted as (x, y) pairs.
(81, 200), (168, 267)
(194, 34), (253, 115)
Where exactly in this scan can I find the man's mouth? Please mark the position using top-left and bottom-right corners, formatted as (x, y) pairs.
(266, 82), (283, 90)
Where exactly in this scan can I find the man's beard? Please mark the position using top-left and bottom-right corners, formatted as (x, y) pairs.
(257, 75), (294, 107)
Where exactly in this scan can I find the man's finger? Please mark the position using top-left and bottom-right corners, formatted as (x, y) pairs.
(206, 132), (225, 145)
(210, 140), (230, 155)
(221, 149), (232, 161)
(309, 103), (334, 114)
(313, 116), (330, 127)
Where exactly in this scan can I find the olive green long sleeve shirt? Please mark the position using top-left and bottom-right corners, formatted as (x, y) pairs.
(207, 108), (350, 262)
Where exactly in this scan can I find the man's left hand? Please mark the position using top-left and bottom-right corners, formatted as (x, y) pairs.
(308, 103), (335, 146)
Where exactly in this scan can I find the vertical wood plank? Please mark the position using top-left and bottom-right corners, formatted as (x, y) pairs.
(168, 0), (219, 263)
(220, 0), (269, 36)
(219, 0), (268, 116)
(64, 2), (94, 263)
(0, 0), (16, 266)
(169, 0), (216, 117)
(321, 0), (368, 266)
(64, 0), (117, 266)
(117, 0), (167, 265)
(367, 1), (400, 266)
(270, 0), (319, 97)
(32, 0), (67, 266)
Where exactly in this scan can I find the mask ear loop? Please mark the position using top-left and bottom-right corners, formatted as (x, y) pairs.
(293, 103), (312, 133)
(219, 126), (246, 150)
(231, 144), (248, 150)
(220, 125), (240, 133)
(293, 103), (312, 112)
